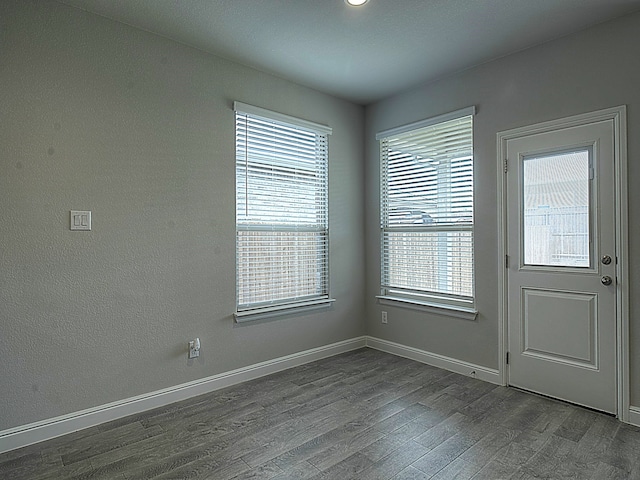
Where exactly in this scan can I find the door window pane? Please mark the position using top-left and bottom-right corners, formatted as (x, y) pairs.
(523, 149), (591, 267)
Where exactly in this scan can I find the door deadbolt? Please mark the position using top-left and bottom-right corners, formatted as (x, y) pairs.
(601, 275), (613, 286)
(601, 255), (612, 265)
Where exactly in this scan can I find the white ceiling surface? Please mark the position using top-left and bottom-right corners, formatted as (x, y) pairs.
(60, 0), (640, 105)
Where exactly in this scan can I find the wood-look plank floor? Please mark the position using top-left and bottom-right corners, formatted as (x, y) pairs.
(2, 348), (640, 479)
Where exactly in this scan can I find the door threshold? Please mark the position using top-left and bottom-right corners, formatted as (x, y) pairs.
(508, 385), (616, 417)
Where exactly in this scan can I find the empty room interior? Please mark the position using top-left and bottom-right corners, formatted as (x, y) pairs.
(2, 1), (640, 478)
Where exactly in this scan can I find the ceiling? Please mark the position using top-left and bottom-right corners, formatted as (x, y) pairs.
(59, 0), (640, 105)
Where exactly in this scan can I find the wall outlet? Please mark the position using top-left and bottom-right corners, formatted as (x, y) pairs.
(381, 311), (388, 324)
(188, 338), (200, 359)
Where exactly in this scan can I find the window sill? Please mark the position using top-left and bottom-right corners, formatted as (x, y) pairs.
(376, 295), (478, 321)
(235, 298), (336, 323)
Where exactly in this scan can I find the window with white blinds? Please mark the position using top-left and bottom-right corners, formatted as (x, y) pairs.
(234, 102), (332, 319)
(378, 107), (475, 311)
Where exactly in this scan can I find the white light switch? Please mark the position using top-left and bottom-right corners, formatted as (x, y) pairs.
(70, 210), (91, 231)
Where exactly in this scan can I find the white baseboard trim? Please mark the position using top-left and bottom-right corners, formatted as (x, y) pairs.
(0, 336), (367, 454)
(365, 336), (501, 385)
(629, 406), (640, 427)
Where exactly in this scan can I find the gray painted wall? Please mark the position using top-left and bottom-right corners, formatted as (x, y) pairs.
(0, 1), (365, 430)
(365, 12), (640, 405)
(2, 0), (640, 436)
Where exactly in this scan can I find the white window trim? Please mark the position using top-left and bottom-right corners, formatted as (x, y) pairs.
(234, 102), (332, 135)
(376, 106), (475, 140)
(376, 295), (477, 320)
(378, 106), (476, 317)
(234, 298), (336, 323)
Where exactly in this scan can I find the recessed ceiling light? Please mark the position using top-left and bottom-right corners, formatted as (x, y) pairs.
(345, 0), (369, 6)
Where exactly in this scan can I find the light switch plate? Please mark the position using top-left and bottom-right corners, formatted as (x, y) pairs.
(70, 210), (91, 231)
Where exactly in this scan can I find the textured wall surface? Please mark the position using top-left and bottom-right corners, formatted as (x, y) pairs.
(365, 11), (640, 404)
(0, 1), (365, 430)
(2, 0), (640, 436)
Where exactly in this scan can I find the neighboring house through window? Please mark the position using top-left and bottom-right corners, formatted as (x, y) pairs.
(234, 102), (333, 322)
(378, 107), (476, 318)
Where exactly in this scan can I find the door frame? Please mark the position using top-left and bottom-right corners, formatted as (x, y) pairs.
(496, 106), (629, 421)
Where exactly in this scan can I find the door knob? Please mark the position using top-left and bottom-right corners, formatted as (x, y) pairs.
(601, 275), (613, 286)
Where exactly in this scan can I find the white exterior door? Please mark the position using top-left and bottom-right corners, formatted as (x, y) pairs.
(505, 119), (617, 413)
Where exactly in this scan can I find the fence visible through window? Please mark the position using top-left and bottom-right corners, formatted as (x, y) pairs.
(524, 205), (589, 267)
(522, 148), (591, 268)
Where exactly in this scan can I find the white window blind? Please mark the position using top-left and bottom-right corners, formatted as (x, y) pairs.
(379, 107), (475, 309)
(235, 103), (331, 316)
